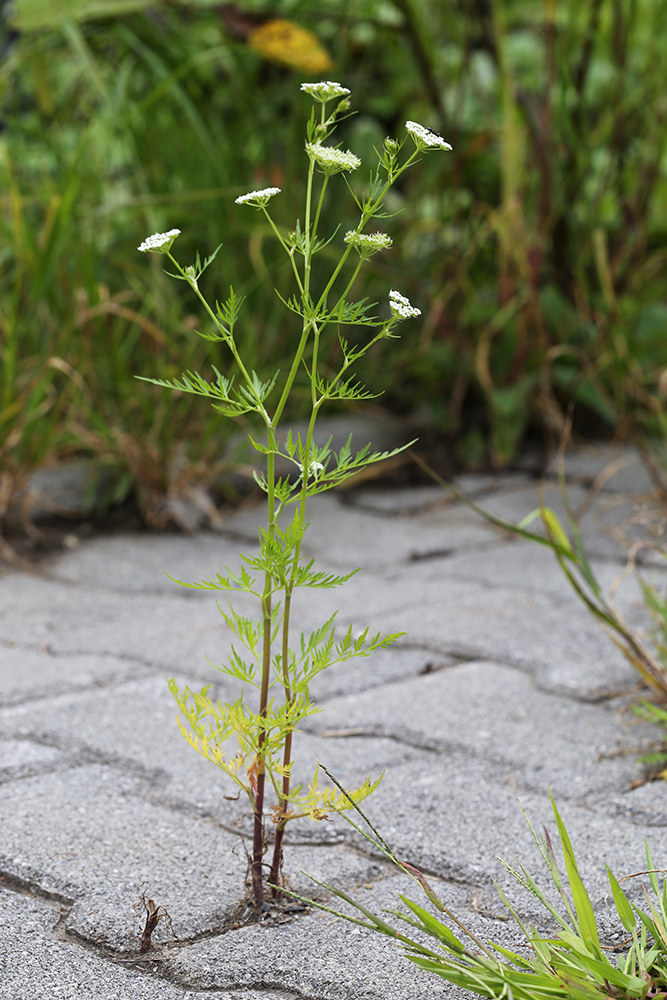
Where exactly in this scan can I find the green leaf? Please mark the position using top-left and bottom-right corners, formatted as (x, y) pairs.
(550, 794), (601, 952)
(399, 898), (465, 953)
(607, 866), (636, 934)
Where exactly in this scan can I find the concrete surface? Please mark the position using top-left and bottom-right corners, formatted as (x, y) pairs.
(2, 442), (667, 999)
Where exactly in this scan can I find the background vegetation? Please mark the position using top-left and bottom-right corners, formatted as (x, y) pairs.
(2, 0), (667, 532)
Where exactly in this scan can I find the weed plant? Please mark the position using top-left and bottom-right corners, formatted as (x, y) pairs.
(291, 778), (667, 1000)
(137, 81), (451, 910)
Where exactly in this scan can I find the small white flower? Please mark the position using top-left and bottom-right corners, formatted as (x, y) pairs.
(298, 460), (325, 481)
(344, 231), (393, 257)
(389, 289), (421, 321)
(137, 229), (181, 253)
(405, 121), (452, 151)
(235, 187), (281, 206)
(300, 81), (350, 102)
(306, 143), (360, 175)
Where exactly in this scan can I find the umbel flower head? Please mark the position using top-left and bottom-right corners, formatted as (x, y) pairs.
(389, 290), (421, 320)
(344, 231), (392, 258)
(137, 229), (181, 253)
(306, 143), (361, 175)
(298, 460), (325, 481)
(405, 121), (453, 152)
(235, 187), (281, 207)
(300, 81), (350, 102)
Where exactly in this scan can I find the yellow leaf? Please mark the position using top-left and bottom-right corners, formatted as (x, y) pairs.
(249, 19), (333, 74)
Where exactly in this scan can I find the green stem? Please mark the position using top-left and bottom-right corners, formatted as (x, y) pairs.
(267, 134), (331, 886)
(268, 581), (294, 894)
(166, 253), (269, 419)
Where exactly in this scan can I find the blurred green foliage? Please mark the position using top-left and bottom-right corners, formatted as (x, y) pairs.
(2, 0), (667, 529)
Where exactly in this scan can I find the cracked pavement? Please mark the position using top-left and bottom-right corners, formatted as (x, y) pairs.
(2, 442), (667, 1000)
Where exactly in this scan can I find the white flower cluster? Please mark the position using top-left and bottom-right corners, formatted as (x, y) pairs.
(298, 460), (325, 481)
(306, 143), (361, 174)
(235, 187), (281, 206)
(344, 231), (393, 257)
(389, 290), (421, 320)
(300, 81), (350, 102)
(405, 121), (452, 151)
(137, 229), (181, 253)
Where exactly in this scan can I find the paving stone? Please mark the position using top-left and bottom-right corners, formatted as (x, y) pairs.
(0, 676), (426, 833)
(17, 459), (114, 521)
(0, 572), (249, 678)
(400, 536), (655, 612)
(346, 473), (532, 515)
(0, 763), (380, 953)
(0, 764), (246, 950)
(0, 736), (66, 780)
(0, 644), (152, 706)
(48, 530), (257, 595)
(545, 443), (655, 494)
(287, 556), (641, 700)
(301, 761), (667, 906)
(225, 492), (503, 569)
(0, 885), (225, 1000)
(3, 452), (667, 998)
(161, 858), (635, 1000)
(603, 778), (667, 827)
(475, 480), (658, 563)
(328, 561), (641, 699)
(304, 660), (650, 800)
(161, 874), (482, 1000)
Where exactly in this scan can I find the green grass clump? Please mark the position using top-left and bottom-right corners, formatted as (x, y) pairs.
(293, 779), (667, 1000)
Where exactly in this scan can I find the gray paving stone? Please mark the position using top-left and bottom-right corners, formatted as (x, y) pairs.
(545, 443), (655, 494)
(0, 763), (380, 954)
(474, 480), (656, 563)
(0, 736), (65, 780)
(160, 856), (635, 1000)
(0, 763), (246, 949)
(3, 453), (667, 998)
(0, 675), (426, 838)
(398, 536), (655, 611)
(0, 644), (152, 706)
(161, 873), (471, 1000)
(0, 572), (248, 678)
(332, 562), (641, 699)
(225, 492), (503, 569)
(304, 660), (650, 800)
(302, 762), (667, 905)
(603, 779), (667, 827)
(286, 556), (639, 700)
(346, 473), (532, 515)
(47, 530), (258, 594)
(0, 885), (226, 1000)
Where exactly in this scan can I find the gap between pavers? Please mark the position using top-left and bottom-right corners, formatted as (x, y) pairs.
(0, 885), (249, 1000)
(158, 862), (630, 1000)
(0, 762), (386, 953)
